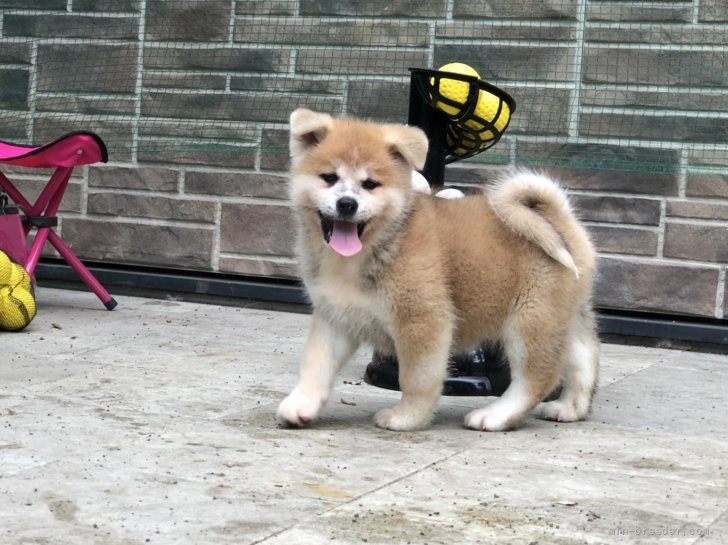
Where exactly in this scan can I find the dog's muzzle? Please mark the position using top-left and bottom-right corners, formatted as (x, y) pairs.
(319, 212), (367, 257)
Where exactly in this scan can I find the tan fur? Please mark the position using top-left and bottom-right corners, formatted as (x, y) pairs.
(278, 109), (600, 432)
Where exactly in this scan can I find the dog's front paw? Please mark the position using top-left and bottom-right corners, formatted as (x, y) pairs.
(535, 400), (584, 423)
(374, 406), (431, 431)
(464, 406), (516, 432)
(276, 387), (325, 428)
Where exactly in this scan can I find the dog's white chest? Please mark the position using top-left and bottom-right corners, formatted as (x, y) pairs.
(307, 269), (395, 353)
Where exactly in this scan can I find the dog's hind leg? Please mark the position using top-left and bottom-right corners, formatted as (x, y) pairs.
(277, 312), (359, 427)
(536, 306), (600, 422)
(464, 318), (564, 431)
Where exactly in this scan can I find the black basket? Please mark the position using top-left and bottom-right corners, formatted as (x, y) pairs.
(366, 347), (509, 397)
(364, 349), (562, 400)
(409, 68), (516, 163)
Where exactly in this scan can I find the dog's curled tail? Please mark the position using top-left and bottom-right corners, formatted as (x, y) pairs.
(488, 170), (593, 279)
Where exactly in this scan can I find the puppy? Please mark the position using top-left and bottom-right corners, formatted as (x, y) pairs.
(277, 108), (599, 432)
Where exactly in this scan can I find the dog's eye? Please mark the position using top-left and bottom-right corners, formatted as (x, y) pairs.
(362, 179), (381, 191)
(320, 173), (338, 185)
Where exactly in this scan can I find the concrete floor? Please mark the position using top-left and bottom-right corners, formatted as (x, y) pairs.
(1, 288), (726, 545)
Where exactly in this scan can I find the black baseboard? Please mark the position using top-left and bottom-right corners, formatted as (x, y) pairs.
(36, 259), (727, 348)
(598, 313), (727, 351)
(36, 259), (309, 313)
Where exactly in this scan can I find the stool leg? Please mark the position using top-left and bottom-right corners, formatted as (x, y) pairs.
(12, 167), (72, 269)
(47, 231), (118, 310)
(3, 167), (117, 310)
(24, 227), (51, 276)
(28, 167), (72, 216)
(0, 171), (33, 210)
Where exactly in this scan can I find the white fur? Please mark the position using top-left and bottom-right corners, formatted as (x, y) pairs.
(536, 317), (599, 422)
(313, 165), (388, 224)
(464, 322), (530, 431)
(465, 382), (530, 432)
(277, 314), (360, 426)
(553, 246), (579, 279)
(489, 170), (580, 278)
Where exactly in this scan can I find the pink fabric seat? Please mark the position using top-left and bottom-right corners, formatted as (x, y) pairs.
(0, 131), (107, 169)
(0, 131), (116, 310)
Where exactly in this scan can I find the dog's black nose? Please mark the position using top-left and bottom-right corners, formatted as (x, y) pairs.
(336, 197), (358, 217)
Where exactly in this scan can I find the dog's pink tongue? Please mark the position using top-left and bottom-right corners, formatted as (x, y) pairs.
(329, 220), (362, 257)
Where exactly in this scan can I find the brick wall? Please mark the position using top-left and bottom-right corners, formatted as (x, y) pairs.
(0, 0), (726, 319)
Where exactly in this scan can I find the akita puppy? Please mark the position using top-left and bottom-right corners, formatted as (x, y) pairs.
(277, 108), (599, 432)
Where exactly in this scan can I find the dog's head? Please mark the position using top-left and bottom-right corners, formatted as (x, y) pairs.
(288, 108), (428, 257)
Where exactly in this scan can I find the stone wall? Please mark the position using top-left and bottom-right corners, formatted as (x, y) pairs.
(0, 0), (726, 319)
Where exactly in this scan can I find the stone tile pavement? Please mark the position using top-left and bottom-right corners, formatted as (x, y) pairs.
(1, 288), (726, 545)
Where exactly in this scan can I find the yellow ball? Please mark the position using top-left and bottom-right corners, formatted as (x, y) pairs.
(466, 91), (511, 140)
(446, 132), (479, 157)
(0, 251), (35, 331)
(9, 261), (31, 292)
(1, 251), (31, 292)
(448, 99), (511, 157)
(0, 284), (36, 331)
(433, 63), (480, 116)
(0, 251), (12, 285)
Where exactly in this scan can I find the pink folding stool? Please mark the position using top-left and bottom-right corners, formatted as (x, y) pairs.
(0, 131), (117, 310)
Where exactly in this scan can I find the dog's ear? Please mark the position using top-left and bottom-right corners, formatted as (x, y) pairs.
(382, 124), (429, 171)
(289, 108), (334, 158)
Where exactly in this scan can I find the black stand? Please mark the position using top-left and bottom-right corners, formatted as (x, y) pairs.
(407, 71), (448, 189)
(363, 67), (521, 397)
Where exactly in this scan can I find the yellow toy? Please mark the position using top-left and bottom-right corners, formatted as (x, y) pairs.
(433, 62), (480, 115)
(433, 62), (512, 156)
(467, 91), (511, 139)
(0, 251), (36, 331)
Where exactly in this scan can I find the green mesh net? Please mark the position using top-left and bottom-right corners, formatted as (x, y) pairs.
(1, 0), (726, 174)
